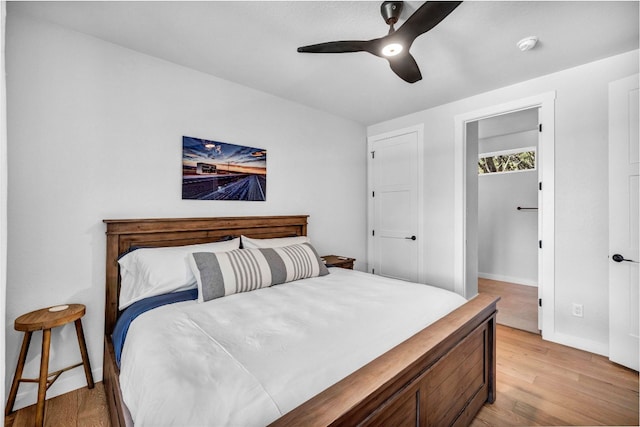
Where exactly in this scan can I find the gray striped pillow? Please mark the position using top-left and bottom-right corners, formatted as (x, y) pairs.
(189, 243), (329, 302)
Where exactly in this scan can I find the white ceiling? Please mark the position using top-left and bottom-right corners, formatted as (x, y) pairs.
(8, 1), (639, 125)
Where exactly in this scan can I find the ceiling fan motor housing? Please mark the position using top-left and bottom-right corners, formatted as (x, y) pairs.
(381, 1), (404, 25)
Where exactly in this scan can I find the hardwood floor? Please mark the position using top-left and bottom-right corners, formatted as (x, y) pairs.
(479, 277), (539, 333)
(472, 325), (639, 426)
(5, 327), (638, 426)
(4, 382), (109, 427)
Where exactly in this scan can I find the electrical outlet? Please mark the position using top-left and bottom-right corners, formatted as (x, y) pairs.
(572, 303), (583, 318)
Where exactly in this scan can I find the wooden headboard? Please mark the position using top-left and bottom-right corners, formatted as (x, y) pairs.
(103, 215), (309, 335)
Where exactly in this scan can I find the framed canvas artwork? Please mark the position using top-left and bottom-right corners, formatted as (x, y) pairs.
(182, 136), (267, 201)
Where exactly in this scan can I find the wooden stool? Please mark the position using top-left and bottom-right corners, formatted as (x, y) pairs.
(5, 304), (94, 427)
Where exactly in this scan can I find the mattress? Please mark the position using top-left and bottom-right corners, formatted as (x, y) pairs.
(118, 267), (467, 426)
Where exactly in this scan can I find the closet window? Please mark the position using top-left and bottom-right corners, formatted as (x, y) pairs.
(478, 147), (536, 175)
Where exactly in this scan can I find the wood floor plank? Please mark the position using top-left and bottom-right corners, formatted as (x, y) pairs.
(44, 390), (77, 427)
(478, 278), (539, 333)
(497, 370), (603, 426)
(532, 374), (638, 424)
(496, 347), (581, 384)
(77, 384), (110, 427)
(577, 371), (640, 407)
(5, 404), (36, 427)
(506, 343), (637, 390)
(470, 392), (539, 427)
(511, 399), (572, 427)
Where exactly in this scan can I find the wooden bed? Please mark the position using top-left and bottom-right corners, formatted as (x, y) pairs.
(103, 215), (498, 427)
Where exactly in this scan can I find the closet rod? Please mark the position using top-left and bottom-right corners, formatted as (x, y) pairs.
(517, 207), (538, 210)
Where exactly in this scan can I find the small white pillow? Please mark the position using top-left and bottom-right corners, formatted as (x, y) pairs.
(241, 235), (310, 249)
(118, 238), (240, 309)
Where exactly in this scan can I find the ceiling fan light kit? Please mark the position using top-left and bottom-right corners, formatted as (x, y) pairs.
(382, 43), (404, 57)
(297, 1), (462, 83)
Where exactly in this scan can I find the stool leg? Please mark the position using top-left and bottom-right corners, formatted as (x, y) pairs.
(74, 319), (94, 389)
(35, 328), (51, 427)
(5, 331), (32, 416)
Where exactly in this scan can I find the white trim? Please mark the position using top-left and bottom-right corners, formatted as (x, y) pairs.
(454, 92), (555, 340)
(546, 332), (608, 357)
(479, 146), (536, 159)
(478, 272), (538, 287)
(367, 124), (425, 283)
(477, 168), (537, 177)
(1, 0), (8, 411)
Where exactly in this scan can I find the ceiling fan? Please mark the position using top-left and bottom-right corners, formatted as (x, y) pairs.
(297, 1), (462, 83)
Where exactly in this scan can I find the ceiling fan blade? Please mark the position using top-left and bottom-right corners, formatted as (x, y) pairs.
(396, 1), (462, 43)
(297, 40), (374, 54)
(387, 53), (422, 83)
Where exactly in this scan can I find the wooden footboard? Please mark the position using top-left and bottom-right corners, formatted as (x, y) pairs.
(102, 216), (498, 427)
(270, 293), (498, 427)
(103, 294), (497, 427)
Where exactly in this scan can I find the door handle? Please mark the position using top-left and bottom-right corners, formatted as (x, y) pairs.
(612, 253), (638, 263)
(405, 236), (417, 241)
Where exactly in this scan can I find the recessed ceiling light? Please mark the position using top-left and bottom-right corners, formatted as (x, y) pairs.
(382, 43), (403, 57)
(517, 36), (538, 52)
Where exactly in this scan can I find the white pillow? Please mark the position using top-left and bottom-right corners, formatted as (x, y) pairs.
(241, 235), (310, 249)
(118, 238), (240, 309)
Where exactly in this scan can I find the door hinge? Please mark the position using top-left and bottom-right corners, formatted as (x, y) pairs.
(372, 268), (375, 274)
(371, 151), (375, 159)
(372, 191), (375, 197)
(372, 230), (375, 236)
(539, 182), (542, 191)
(539, 240), (542, 249)
(539, 298), (542, 307)
(539, 123), (543, 132)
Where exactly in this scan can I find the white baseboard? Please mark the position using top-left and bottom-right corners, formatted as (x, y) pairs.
(478, 272), (538, 287)
(542, 331), (608, 357)
(11, 367), (103, 411)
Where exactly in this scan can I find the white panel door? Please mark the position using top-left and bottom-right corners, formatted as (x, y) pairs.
(609, 74), (639, 371)
(369, 128), (421, 282)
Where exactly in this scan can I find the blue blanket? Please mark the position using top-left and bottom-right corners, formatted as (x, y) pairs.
(112, 289), (198, 367)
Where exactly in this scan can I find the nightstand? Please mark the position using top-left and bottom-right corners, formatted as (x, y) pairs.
(322, 255), (355, 270)
(5, 304), (94, 427)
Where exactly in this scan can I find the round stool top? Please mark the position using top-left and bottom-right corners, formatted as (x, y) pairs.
(14, 304), (86, 332)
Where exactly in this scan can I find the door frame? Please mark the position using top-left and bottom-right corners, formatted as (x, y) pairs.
(367, 124), (425, 282)
(454, 92), (556, 335)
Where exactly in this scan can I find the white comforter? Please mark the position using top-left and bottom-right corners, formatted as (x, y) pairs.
(119, 268), (466, 426)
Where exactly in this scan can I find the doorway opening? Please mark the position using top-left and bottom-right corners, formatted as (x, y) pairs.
(454, 92), (556, 337)
(473, 108), (540, 333)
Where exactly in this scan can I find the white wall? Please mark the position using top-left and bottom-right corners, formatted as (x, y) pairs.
(478, 129), (538, 286)
(5, 12), (366, 408)
(368, 50), (639, 354)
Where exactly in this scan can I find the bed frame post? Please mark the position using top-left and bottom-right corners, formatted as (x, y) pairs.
(487, 312), (497, 404)
(105, 233), (120, 336)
